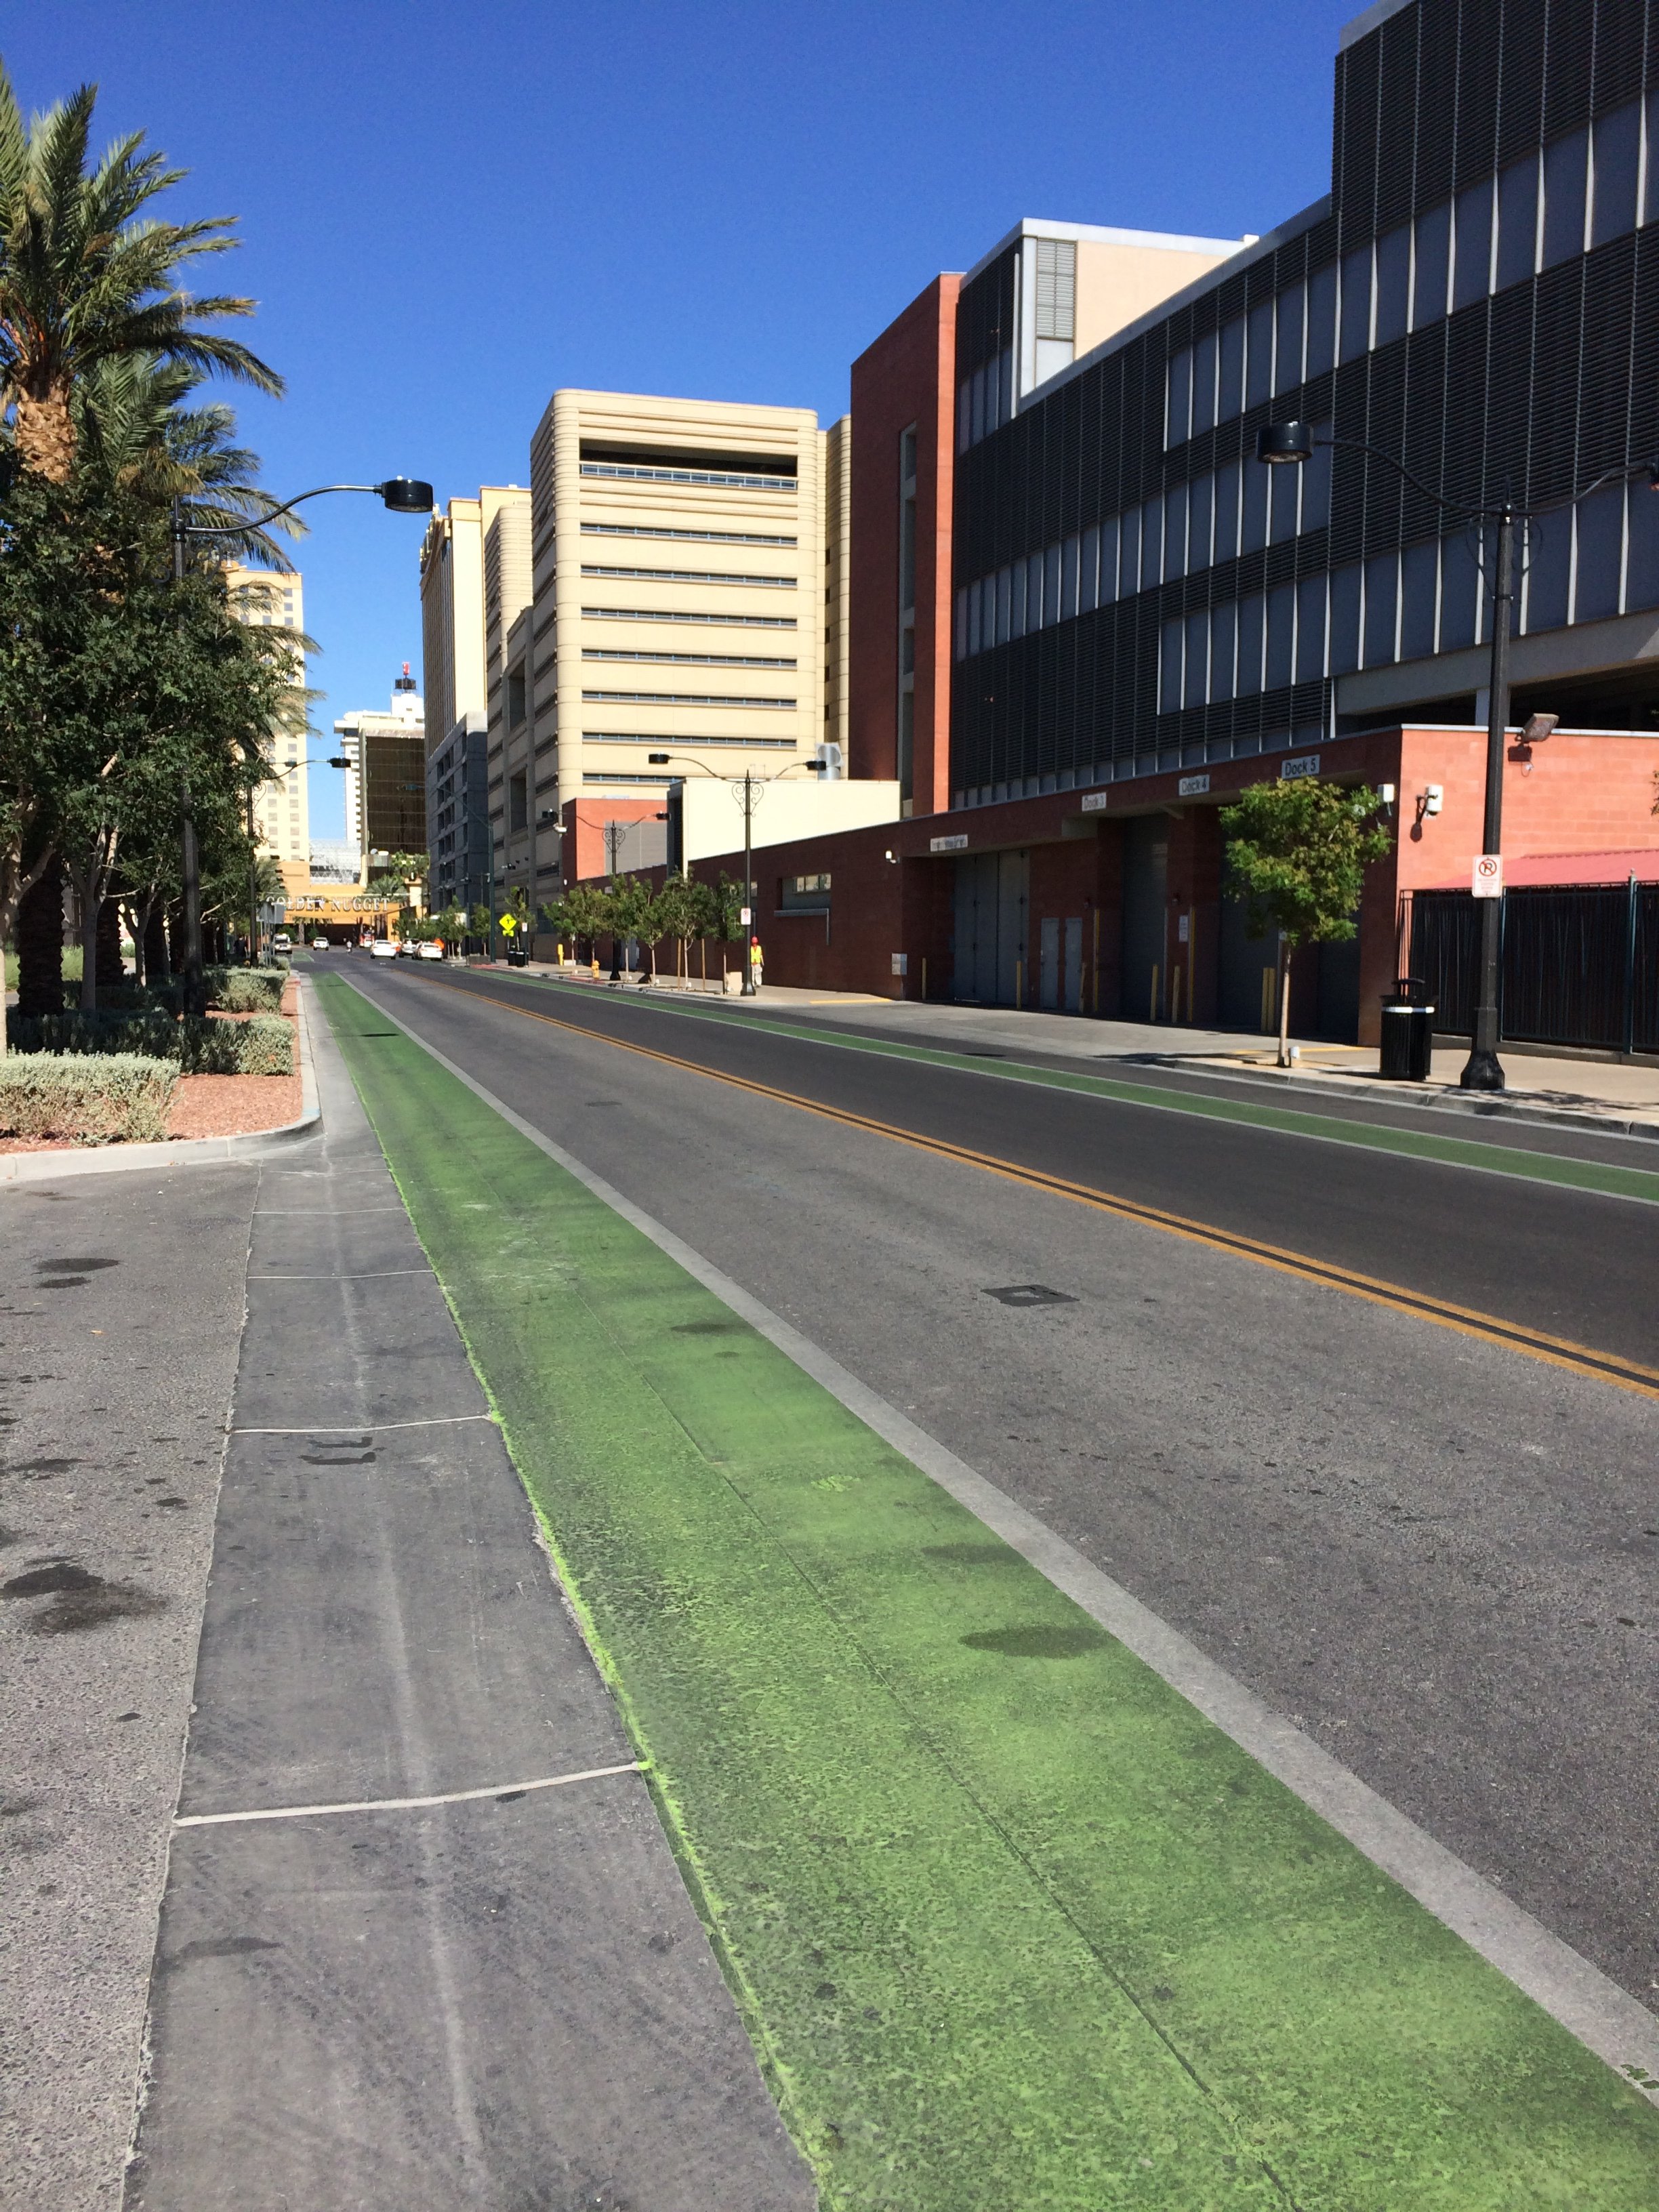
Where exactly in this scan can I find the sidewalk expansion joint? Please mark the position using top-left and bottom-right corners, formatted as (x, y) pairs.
(230, 1413), (497, 1435)
(173, 1761), (646, 1828)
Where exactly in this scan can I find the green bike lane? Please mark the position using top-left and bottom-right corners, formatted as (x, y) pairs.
(317, 970), (1659, 2209)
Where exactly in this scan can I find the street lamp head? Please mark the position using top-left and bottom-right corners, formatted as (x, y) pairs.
(377, 478), (434, 513)
(1256, 421), (1316, 466)
(648, 752), (671, 764)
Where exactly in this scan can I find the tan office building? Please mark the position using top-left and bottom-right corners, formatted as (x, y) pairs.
(419, 487), (532, 754)
(225, 564), (309, 893)
(497, 390), (851, 901)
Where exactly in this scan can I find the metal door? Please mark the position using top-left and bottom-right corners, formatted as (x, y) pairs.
(1063, 917), (1083, 1012)
(1039, 916), (1060, 1009)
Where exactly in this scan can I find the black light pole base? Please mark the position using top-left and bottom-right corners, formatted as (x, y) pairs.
(1459, 1046), (1505, 1091)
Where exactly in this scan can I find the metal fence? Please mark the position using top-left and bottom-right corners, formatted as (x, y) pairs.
(1402, 881), (1659, 1054)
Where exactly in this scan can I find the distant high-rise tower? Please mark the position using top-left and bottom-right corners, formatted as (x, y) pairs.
(224, 565), (308, 886)
(333, 668), (426, 861)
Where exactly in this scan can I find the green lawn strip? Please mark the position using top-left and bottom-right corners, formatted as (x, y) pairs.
(322, 970), (1659, 2209)
(512, 974), (1659, 1206)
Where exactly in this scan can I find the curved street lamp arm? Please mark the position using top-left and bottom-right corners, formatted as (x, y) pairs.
(173, 484), (386, 538)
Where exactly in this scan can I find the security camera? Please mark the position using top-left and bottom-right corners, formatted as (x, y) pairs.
(1421, 783), (1443, 816)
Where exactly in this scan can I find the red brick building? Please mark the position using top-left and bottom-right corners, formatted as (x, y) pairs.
(848, 275), (960, 818)
(634, 724), (1659, 1046)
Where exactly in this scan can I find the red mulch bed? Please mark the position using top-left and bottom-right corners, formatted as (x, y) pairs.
(165, 1069), (304, 1140)
(1, 1002), (304, 1151)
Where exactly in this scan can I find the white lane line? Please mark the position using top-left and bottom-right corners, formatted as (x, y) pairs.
(175, 1761), (646, 1828)
(355, 975), (1659, 2104)
(254, 1206), (410, 1214)
(230, 1414), (496, 1435)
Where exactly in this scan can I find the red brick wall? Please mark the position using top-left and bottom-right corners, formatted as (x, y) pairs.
(848, 274), (960, 818)
(566, 724), (1659, 1034)
(1395, 727), (1659, 890)
(560, 797), (663, 886)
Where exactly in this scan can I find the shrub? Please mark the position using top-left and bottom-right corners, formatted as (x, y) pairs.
(7, 1008), (294, 1074)
(0, 1054), (179, 1143)
(182, 1013), (292, 1075)
(207, 966), (287, 1012)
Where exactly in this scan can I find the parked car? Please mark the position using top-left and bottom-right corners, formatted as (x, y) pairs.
(417, 941), (445, 961)
(370, 939), (398, 961)
(397, 938), (416, 957)
(271, 931), (292, 954)
(310, 936), (329, 950)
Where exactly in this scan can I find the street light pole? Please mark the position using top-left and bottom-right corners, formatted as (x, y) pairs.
(741, 769), (756, 996)
(644, 752), (825, 996)
(1466, 508), (1517, 1088)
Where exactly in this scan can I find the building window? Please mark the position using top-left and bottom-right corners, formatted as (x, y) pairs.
(508, 665), (527, 728)
(508, 772), (528, 832)
(1034, 238), (1076, 341)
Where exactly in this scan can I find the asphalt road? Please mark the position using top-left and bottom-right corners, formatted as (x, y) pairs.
(332, 954), (1659, 2020)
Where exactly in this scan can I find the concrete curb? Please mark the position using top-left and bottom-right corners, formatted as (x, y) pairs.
(0, 978), (321, 1187)
(1142, 1053), (1659, 1145)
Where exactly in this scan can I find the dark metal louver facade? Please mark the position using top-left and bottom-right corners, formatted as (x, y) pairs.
(950, 0), (1659, 806)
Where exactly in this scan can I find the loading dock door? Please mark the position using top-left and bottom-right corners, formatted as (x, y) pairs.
(1121, 816), (1169, 1021)
(953, 851), (1029, 1006)
(1040, 917), (1060, 1010)
(1064, 916), (1083, 1012)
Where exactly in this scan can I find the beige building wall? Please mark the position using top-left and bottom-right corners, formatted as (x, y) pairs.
(821, 415), (851, 763)
(1071, 235), (1243, 362)
(422, 486), (529, 755)
(484, 493), (536, 882)
(516, 389), (829, 901)
(226, 564), (308, 876)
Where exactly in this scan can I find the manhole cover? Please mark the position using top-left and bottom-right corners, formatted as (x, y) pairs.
(983, 1284), (1076, 1307)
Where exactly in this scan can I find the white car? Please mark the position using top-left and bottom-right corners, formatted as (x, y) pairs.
(417, 941), (444, 961)
(271, 931), (292, 954)
(370, 939), (398, 961)
(310, 936), (329, 951)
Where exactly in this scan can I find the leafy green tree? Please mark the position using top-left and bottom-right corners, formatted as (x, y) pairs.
(1220, 778), (1393, 1066)
(556, 882), (611, 961)
(607, 873), (661, 979)
(466, 901), (493, 950)
(0, 65), (280, 483)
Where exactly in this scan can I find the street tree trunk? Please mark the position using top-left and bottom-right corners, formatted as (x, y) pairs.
(1278, 943), (1294, 1069)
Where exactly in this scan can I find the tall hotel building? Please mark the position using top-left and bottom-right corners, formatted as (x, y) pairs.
(225, 564), (310, 894)
(499, 392), (848, 901)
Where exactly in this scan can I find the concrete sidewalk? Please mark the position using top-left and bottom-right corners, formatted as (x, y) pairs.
(125, 1001), (812, 2209)
(1, 1161), (258, 2212)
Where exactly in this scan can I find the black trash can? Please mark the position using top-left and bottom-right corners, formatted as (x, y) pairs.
(1379, 980), (1435, 1081)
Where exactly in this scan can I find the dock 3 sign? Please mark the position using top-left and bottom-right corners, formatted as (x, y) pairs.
(1471, 854), (1504, 898)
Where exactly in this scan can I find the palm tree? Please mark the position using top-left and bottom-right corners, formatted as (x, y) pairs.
(0, 64), (281, 482)
(77, 353), (303, 569)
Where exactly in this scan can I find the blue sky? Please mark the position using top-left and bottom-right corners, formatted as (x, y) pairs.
(9, 1), (1347, 840)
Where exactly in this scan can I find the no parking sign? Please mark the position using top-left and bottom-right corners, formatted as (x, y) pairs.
(1472, 854), (1504, 898)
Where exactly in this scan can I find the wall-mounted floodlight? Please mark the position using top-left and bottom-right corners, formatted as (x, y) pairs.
(377, 478), (434, 512)
(1521, 712), (1559, 742)
(1256, 421), (1316, 465)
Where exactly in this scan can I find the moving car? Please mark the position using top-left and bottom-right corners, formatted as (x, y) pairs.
(417, 941), (444, 961)
(370, 939), (398, 961)
(310, 936), (329, 951)
(271, 931), (292, 954)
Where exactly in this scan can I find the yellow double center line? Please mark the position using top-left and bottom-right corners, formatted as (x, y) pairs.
(428, 976), (1659, 1406)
